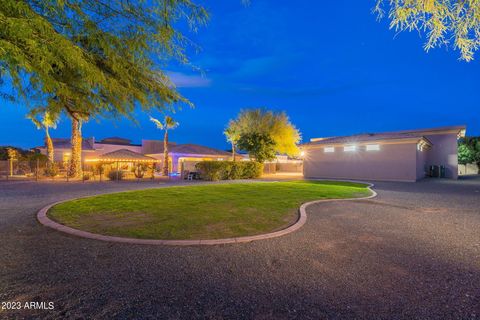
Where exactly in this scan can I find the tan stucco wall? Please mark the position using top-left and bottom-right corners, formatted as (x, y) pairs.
(416, 146), (428, 180)
(303, 143), (418, 182)
(423, 133), (459, 179)
(458, 163), (479, 175)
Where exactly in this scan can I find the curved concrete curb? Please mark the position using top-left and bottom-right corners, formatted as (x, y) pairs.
(37, 181), (377, 246)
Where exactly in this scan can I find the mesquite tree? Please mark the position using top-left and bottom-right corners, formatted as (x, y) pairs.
(1, 0), (208, 177)
(374, 0), (480, 61)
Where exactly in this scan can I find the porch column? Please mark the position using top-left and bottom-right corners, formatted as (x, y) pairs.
(171, 155), (180, 174)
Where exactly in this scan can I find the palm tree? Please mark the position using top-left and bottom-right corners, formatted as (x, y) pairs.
(28, 110), (58, 164)
(224, 120), (241, 161)
(150, 115), (179, 176)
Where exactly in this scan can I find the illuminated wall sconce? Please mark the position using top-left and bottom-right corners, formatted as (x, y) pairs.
(324, 147), (334, 153)
(344, 145), (356, 152)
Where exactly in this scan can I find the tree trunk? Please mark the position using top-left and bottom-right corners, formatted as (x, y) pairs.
(163, 130), (169, 176)
(45, 127), (54, 164)
(69, 117), (83, 178)
(232, 142), (236, 162)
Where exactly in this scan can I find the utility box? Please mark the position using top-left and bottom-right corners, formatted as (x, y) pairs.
(429, 165), (440, 178)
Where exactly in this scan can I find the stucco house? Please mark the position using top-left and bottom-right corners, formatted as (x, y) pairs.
(38, 137), (236, 174)
(301, 125), (466, 182)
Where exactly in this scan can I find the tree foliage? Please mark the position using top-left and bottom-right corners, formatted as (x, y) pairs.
(0, 0), (208, 119)
(224, 120), (242, 161)
(463, 137), (480, 157)
(374, 0), (480, 61)
(2, 0), (207, 177)
(459, 137), (480, 173)
(458, 144), (475, 165)
(150, 116), (179, 131)
(237, 132), (277, 163)
(227, 109), (301, 158)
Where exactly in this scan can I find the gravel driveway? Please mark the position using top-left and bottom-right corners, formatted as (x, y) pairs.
(1, 177), (479, 319)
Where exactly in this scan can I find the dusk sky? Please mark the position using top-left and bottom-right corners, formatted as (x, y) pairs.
(1, 0), (479, 149)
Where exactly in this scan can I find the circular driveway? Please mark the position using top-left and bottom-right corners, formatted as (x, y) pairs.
(1, 178), (479, 319)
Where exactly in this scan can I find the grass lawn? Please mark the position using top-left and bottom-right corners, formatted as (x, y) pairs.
(48, 180), (371, 240)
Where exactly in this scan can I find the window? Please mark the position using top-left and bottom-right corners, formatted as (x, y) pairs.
(324, 147), (334, 153)
(366, 144), (380, 151)
(344, 145), (356, 152)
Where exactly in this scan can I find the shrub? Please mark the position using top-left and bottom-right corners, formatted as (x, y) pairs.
(95, 163), (105, 175)
(132, 163), (148, 178)
(195, 161), (263, 181)
(241, 161), (263, 179)
(108, 170), (124, 181)
(195, 161), (224, 181)
(44, 163), (59, 177)
(229, 162), (244, 180)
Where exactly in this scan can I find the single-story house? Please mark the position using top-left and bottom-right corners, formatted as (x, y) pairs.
(301, 125), (466, 182)
(38, 137), (239, 174)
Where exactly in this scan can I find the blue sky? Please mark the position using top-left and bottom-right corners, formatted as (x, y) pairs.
(1, 0), (479, 149)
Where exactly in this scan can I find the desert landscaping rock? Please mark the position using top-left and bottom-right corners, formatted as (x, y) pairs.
(1, 177), (480, 319)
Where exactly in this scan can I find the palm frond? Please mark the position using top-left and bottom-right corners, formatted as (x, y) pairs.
(149, 116), (165, 130)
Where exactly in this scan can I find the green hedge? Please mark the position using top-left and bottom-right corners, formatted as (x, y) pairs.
(195, 161), (263, 181)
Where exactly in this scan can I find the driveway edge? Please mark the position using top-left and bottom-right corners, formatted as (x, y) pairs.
(37, 181), (377, 246)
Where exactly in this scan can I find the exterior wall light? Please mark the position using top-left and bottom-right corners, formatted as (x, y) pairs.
(344, 145), (356, 152)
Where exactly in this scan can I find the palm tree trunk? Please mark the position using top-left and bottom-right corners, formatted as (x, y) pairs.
(70, 117), (83, 178)
(45, 126), (54, 164)
(163, 130), (169, 176)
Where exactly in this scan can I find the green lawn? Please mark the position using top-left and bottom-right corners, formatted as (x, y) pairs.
(48, 180), (371, 240)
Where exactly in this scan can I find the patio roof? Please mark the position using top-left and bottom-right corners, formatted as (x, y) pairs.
(88, 149), (158, 162)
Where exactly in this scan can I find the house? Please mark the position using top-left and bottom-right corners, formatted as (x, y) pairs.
(301, 125), (466, 182)
(38, 137), (237, 175)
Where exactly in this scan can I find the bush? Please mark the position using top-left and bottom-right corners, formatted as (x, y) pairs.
(132, 163), (148, 178)
(108, 170), (124, 181)
(241, 161), (263, 179)
(44, 163), (59, 177)
(195, 161), (224, 181)
(195, 161), (263, 181)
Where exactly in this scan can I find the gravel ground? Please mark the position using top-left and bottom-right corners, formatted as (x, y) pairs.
(0, 177), (479, 319)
